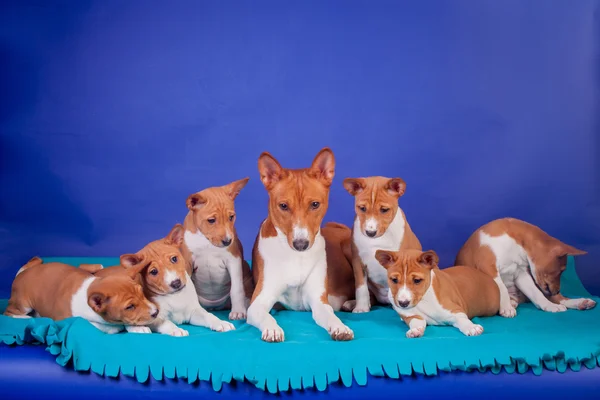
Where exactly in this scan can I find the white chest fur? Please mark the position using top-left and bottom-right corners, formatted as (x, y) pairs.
(479, 232), (532, 289)
(353, 211), (405, 300)
(153, 272), (199, 325)
(259, 227), (327, 311)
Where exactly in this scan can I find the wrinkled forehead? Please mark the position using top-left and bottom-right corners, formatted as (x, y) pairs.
(270, 171), (327, 201)
(141, 241), (179, 258)
(198, 189), (235, 212)
(356, 179), (395, 204)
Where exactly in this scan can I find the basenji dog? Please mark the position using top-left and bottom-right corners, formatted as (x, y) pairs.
(342, 176), (422, 313)
(376, 249), (500, 338)
(5, 257), (158, 334)
(455, 217), (595, 317)
(181, 178), (255, 320)
(247, 148), (355, 342)
(91, 224), (235, 336)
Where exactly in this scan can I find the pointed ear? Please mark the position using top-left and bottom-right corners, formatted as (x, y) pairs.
(165, 224), (185, 246)
(258, 152), (284, 190)
(385, 178), (406, 197)
(418, 250), (439, 269)
(375, 250), (397, 269)
(224, 177), (250, 200)
(120, 253), (144, 268)
(553, 241), (587, 257)
(186, 193), (207, 210)
(88, 293), (108, 313)
(343, 178), (366, 196)
(309, 147), (335, 187)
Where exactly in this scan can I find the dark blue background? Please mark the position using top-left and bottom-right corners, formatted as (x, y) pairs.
(1, 0), (599, 298)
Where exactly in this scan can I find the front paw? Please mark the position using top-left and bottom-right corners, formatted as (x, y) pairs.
(229, 309), (247, 320)
(261, 326), (285, 342)
(329, 324), (354, 341)
(406, 327), (425, 338)
(462, 324), (484, 337)
(127, 326), (152, 334)
(352, 302), (371, 314)
(577, 298), (596, 310)
(541, 303), (567, 313)
(499, 305), (517, 318)
(168, 327), (189, 337)
(210, 319), (235, 332)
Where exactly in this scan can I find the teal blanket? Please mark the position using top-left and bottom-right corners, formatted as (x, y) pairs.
(1, 256), (599, 393)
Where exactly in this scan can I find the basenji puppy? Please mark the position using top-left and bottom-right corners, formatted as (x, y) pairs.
(91, 224), (235, 336)
(376, 249), (500, 338)
(247, 148), (355, 342)
(455, 217), (595, 317)
(5, 257), (158, 334)
(181, 178), (255, 320)
(342, 176), (422, 313)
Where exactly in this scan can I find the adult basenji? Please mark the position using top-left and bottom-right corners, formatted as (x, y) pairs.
(247, 148), (354, 342)
(181, 178), (255, 320)
(5, 257), (158, 334)
(342, 176), (422, 313)
(91, 224), (235, 336)
(455, 217), (595, 317)
(377, 249), (499, 338)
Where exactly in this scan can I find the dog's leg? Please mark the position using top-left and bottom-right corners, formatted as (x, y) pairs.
(549, 293), (596, 310)
(515, 271), (567, 312)
(493, 274), (517, 317)
(226, 258), (247, 320)
(401, 315), (427, 338)
(447, 312), (484, 336)
(188, 305), (235, 332)
(125, 325), (152, 334)
(89, 322), (123, 334)
(4, 299), (33, 318)
(150, 318), (189, 337)
(350, 245), (371, 313)
(247, 288), (284, 343)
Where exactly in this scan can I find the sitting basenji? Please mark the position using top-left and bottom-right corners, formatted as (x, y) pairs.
(181, 178), (255, 320)
(455, 217), (595, 317)
(90, 224), (235, 336)
(342, 176), (422, 313)
(376, 249), (500, 338)
(247, 147), (355, 342)
(5, 257), (158, 334)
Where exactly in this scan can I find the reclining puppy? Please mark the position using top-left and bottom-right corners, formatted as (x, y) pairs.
(90, 224), (235, 336)
(376, 249), (499, 338)
(4, 256), (158, 334)
(455, 217), (595, 317)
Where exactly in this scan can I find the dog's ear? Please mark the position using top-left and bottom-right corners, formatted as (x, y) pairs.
(224, 177), (250, 200)
(165, 224), (185, 246)
(258, 152), (284, 190)
(375, 250), (397, 269)
(88, 292), (109, 313)
(309, 147), (335, 187)
(418, 250), (439, 269)
(120, 253), (144, 268)
(552, 241), (587, 258)
(343, 178), (366, 196)
(186, 192), (207, 210)
(385, 178), (406, 198)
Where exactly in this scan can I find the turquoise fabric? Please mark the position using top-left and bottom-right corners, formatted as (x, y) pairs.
(1, 256), (599, 393)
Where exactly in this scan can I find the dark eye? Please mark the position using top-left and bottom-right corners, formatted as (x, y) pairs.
(380, 207), (390, 214)
(207, 218), (216, 224)
(170, 256), (178, 263)
(413, 278), (422, 284)
(150, 268), (158, 276)
(229, 215), (235, 221)
(279, 203), (289, 211)
(358, 206), (366, 212)
(126, 304), (135, 311)
(390, 277), (398, 284)
(311, 201), (320, 210)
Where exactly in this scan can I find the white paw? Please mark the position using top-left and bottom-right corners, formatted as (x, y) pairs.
(510, 298), (519, 308)
(352, 302), (371, 313)
(464, 324), (484, 336)
(127, 326), (152, 334)
(261, 326), (285, 342)
(328, 324), (354, 341)
(499, 305), (517, 318)
(541, 303), (567, 313)
(406, 327), (425, 338)
(577, 298), (596, 310)
(229, 310), (247, 320)
(168, 327), (189, 337)
(210, 319), (235, 332)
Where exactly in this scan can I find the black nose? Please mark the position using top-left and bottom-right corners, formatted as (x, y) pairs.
(398, 300), (410, 308)
(151, 310), (159, 318)
(170, 279), (182, 289)
(366, 230), (377, 237)
(221, 238), (232, 247)
(293, 239), (310, 251)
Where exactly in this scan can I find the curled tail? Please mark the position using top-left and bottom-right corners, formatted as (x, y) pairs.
(16, 256), (43, 276)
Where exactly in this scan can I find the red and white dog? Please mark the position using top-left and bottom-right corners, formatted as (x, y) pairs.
(247, 148), (355, 342)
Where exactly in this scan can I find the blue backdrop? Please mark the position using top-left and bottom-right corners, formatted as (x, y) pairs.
(1, 0), (599, 298)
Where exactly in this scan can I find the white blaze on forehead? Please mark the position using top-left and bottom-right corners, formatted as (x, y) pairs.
(293, 224), (309, 240)
(365, 217), (378, 232)
(164, 269), (179, 286)
(396, 265), (413, 303)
